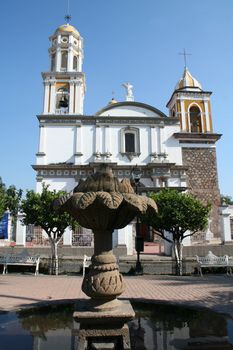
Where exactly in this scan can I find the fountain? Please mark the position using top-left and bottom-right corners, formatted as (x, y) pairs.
(55, 164), (157, 349)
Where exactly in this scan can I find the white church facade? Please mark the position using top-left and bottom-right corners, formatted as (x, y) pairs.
(28, 22), (230, 254)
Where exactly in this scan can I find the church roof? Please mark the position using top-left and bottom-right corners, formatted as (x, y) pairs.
(54, 24), (80, 36)
(175, 67), (202, 91)
(95, 101), (168, 118)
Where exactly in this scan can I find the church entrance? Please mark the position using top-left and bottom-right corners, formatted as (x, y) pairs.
(139, 223), (164, 255)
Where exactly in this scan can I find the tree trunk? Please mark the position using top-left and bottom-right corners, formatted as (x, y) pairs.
(49, 239), (59, 275)
(173, 239), (183, 276)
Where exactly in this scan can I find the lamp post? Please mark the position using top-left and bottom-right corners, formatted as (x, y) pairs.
(131, 166), (144, 274)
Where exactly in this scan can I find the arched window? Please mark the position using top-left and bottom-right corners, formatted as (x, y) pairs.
(61, 51), (68, 70)
(189, 106), (202, 133)
(56, 86), (69, 113)
(120, 127), (140, 160)
(125, 132), (135, 152)
(73, 56), (78, 70)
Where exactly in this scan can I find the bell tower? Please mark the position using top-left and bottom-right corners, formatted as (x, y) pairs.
(167, 67), (213, 134)
(167, 66), (222, 242)
(42, 22), (85, 115)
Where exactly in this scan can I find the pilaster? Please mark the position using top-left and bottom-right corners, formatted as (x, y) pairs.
(220, 206), (232, 243)
(204, 100), (210, 132)
(56, 47), (61, 72)
(104, 126), (111, 153)
(180, 99), (186, 131)
(69, 81), (74, 114)
(68, 41), (73, 72)
(50, 82), (56, 113)
(95, 126), (101, 154)
(38, 125), (46, 154)
(16, 213), (26, 246)
(74, 125), (83, 164)
(43, 82), (50, 114)
(150, 126), (157, 154)
(156, 126), (161, 154)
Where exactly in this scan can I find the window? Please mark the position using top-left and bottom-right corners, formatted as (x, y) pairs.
(120, 127), (140, 160)
(125, 133), (135, 152)
(189, 106), (202, 133)
(61, 51), (68, 70)
(56, 85), (69, 113)
(73, 56), (78, 70)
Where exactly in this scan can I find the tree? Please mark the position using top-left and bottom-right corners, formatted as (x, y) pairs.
(0, 177), (22, 223)
(141, 189), (211, 276)
(0, 188), (5, 221)
(221, 195), (233, 205)
(0, 177), (6, 220)
(21, 184), (78, 275)
(5, 185), (23, 222)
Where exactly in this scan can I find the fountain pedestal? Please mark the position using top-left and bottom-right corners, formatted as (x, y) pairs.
(56, 165), (157, 350)
(73, 300), (134, 349)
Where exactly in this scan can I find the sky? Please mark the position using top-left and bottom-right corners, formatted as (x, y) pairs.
(0, 0), (233, 197)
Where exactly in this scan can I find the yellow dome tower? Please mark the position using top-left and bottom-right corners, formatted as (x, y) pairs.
(167, 67), (215, 135)
(167, 66), (222, 242)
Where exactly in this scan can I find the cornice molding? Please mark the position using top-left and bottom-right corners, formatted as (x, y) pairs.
(173, 132), (222, 144)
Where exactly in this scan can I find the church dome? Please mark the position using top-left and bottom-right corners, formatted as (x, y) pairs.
(175, 67), (202, 91)
(54, 24), (80, 36)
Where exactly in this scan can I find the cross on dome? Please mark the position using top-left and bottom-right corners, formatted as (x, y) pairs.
(65, 14), (72, 24)
(178, 48), (192, 68)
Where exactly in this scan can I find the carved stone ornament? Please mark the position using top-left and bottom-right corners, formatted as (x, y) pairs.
(55, 164), (157, 308)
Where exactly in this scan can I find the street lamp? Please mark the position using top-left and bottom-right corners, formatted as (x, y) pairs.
(131, 166), (144, 274)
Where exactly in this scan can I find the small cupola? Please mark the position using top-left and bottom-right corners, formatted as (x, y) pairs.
(175, 67), (202, 92)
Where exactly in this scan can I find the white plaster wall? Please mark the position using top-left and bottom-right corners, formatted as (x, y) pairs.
(80, 125), (95, 160)
(164, 125), (183, 164)
(113, 225), (134, 255)
(36, 177), (76, 193)
(42, 122), (182, 167)
(45, 126), (75, 164)
(168, 178), (181, 187)
(99, 105), (161, 117)
(101, 125), (151, 165)
(140, 178), (154, 187)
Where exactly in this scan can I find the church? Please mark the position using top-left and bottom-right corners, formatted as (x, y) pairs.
(32, 21), (225, 254)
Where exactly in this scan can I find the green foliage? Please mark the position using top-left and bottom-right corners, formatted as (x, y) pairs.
(0, 189), (5, 220)
(142, 189), (211, 242)
(221, 195), (233, 205)
(0, 177), (22, 221)
(5, 186), (23, 219)
(21, 184), (78, 241)
(141, 189), (211, 275)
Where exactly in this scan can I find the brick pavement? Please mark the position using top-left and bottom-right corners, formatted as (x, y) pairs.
(0, 274), (233, 317)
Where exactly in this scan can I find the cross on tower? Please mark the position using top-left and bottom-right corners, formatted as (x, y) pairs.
(178, 49), (192, 68)
(65, 14), (72, 24)
(64, 0), (71, 24)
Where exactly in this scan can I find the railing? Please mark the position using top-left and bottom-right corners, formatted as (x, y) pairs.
(55, 108), (69, 114)
(24, 225), (94, 247)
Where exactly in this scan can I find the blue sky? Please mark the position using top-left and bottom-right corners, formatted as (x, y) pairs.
(1, 0), (233, 197)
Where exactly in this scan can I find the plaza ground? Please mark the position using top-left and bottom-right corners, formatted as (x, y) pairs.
(1, 274), (233, 317)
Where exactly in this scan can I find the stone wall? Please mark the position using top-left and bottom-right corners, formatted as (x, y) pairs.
(182, 147), (221, 241)
(183, 244), (233, 257)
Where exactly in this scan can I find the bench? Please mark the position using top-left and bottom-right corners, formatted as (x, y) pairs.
(0, 251), (40, 276)
(196, 251), (233, 276)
